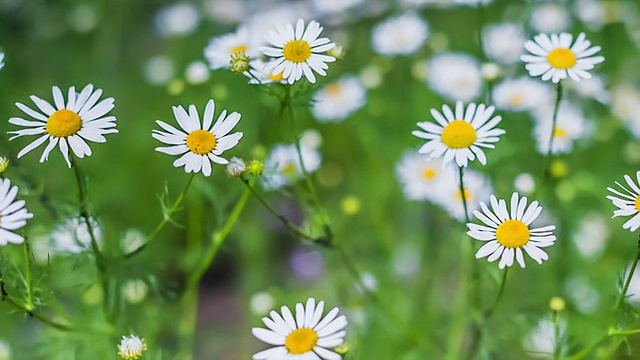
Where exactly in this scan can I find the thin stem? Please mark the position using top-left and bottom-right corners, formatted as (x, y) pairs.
(240, 177), (315, 241)
(615, 245), (640, 311)
(542, 82), (563, 180)
(483, 267), (509, 320)
(567, 334), (608, 360)
(553, 310), (562, 360)
(125, 173), (196, 259)
(458, 166), (470, 224)
(610, 328), (640, 336)
(22, 235), (33, 311)
(70, 156), (102, 261)
(4, 295), (74, 332)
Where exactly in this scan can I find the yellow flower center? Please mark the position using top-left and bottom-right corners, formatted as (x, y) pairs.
(285, 328), (318, 355)
(186, 129), (217, 155)
(230, 44), (247, 55)
(283, 39), (312, 63)
(547, 48), (577, 69)
(553, 127), (566, 138)
(282, 162), (296, 175)
(508, 93), (524, 107)
(635, 196), (640, 212)
(325, 83), (342, 96)
(423, 168), (436, 180)
(495, 219), (530, 248)
(269, 70), (284, 82)
(46, 109), (82, 138)
(441, 120), (477, 149)
(456, 188), (471, 201)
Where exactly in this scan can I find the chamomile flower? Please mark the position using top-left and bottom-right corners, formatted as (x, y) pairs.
(482, 23), (526, 64)
(532, 102), (591, 155)
(152, 99), (243, 177)
(259, 18), (336, 84)
(8, 84), (117, 167)
(262, 142), (322, 190)
(521, 32), (605, 83)
(492, 77), (554, 112)
(311, 75), (366, 122)
(468, 192), (557, 269)
(117, 334), (147, 360)
(413, 101), (505, 167)
(606, 171), (640, 232)
(0, 178), (33, 246)
(204, 27), (260, 70)
(371, 12), (429, 56)
(426, 53), (482, 102)
(395, 151), (455, 202)
(50, 217), (102, 255)
(246, 59), (287, 85)
(435, 168), (492, 221)
(252, 297), (347, 360)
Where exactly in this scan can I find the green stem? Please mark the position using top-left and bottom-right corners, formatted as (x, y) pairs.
(552, 310), (562, 359)
(566, 334), (608, 360)
(458, 166), (470, 224)
(22, 235), (33, 311)
(70, 156), (102, 261)
(610, 328), (640, 336)
(483, 267), (509, 320)
(240, 177), (315, 240)
(542, 82), (563, 180)
(125, 173), (196, 258)
(615, 245), (640, 311)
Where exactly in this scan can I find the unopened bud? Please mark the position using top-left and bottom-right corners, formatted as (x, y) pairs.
(246, 160), (264, 176)
(327, 44), (345, 60)
(226, 157), (246, 177)
(549, 296), (565, 312)
(229, 53), (250, 74)
(0, 157), (9, 175)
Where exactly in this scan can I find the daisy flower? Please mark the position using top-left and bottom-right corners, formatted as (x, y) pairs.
(482, 23), (526, 65)
(152, 99), (243, 177)
(468, 192), (557, 269)
(259, 18), (336, 84)
(395, 151), (455, 202)
(436, 168), (493, 221)
(204, 26), (260, 70)
(8, 84), (117, 167)
(50, 217), (102, 255)
(426, 53), (482, 102)
(371, 12), (429, 56)
(606, 171), (640, 232)
(412, 101), (505, 167)
(521, 32), (605, 83)
(532, 102), (591, 155)
(492, 77), (553, 112)
(311, 75), (367, 122)
(117, 334), (147, 360)
(261, 142), (322, 191)
(252, 297), (347, 360)
(0, 178), (33, 246)
(246, 59), (287, 85)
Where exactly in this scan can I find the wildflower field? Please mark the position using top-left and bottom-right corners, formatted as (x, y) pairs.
(1, 0), (640, 359)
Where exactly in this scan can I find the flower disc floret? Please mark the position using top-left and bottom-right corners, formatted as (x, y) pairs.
(285, 328), (318, 354)
(46, 109), (82, 137)
(546, 48), (576, 69)
(441, 120), (477, 149)
(496, 219), (530, 248)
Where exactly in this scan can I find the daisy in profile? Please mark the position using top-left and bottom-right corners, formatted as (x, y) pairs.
(311, 75), (366, 122)
(152, 99), (243, 177)
(246, 59), (287, 85)
(412, 101), (505, 167)
(371, 12), (429, 56)
(0, 178), (33, 246)
(204, 26), (260, 70)
(607, 171), (640, 232)
(8, 84), (117, 167)
(521, 32), (604, 83)
(468, 192), (557, 269)
(252, 297), (347, 360)
(117, 334), (147, 360)
(259, 18), (336, 84)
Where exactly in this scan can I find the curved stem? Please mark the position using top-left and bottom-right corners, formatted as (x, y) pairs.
(542, 82), (563, 180)
(483, 267), (509, 320)
(615, 245), (640, 311)
(125, 173), (196, 259)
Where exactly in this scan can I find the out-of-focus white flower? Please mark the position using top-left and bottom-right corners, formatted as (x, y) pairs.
(612, 84), (640, 139)
(68, 3), (99, 33)
(401, 0), (492, 8)
(565, 275), (600, 314)
(492, 77), (554, 112)
(185, 61), (210, 84)
(427, 53), (482, 102)
(530, 2), (570, 33)
(123, 279), (149, 304)
(564, 74), (610, 104)
(154, 3), (200, 37)
(395, 151), (456, 201)
(121, 228), (145, 254)
(359, 64), (383, 89)
(203, 0), (246, 25)
(514, 173), (536, 195)
(523, 317), (566, 357)
(533, 102), (591, 155)
(204, 27), (261, 71)
(573, 0), (606, 30)
(144, 55), (174, 85)
(482, 23), (526, 64)
(50, 217), (102, 255)
(392, 243), (421, 279)
(438, 168), (493, 222)
(226, 157), (246, 177)
(249, 291), (275, 316)
(371, 12), (429, 56)
(572, 212), (609, 259)
(312, 75), (366, 122)
(624, 263), (640, 307)
(300, 129), (323, 149)
(262, 143), (322, 190)
(312, 0), (363, 15)
(480, 63), (501, 81)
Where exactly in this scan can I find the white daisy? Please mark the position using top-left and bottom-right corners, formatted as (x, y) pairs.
(532, 102), (591, 155)
(261, 142), (322, 191)
(204, 26), (260, 70)
(50, 217), (102, 255)
(184, 61), (210, 84)
(572, 212), (609, 260)
(606, 171), (640, 232)
(530, 2), (570, 33)
(564, 74), (611, 104)
(523, 317), (566, 357)
(482, 23), (526, 65)
(259, 18), (336, 84)
(154, 3), (200, 37)
(117, 334), (147, 360)
(412, 101), (505, 167)
(311, 75), (366, 122)
(492, 77), (554, 112)
(0, 52), (4, 70)
(8, 84), (117, 168)
(434, 168), (493, 221)
(612, 84), (640, 139)
(395, 151), (455, 202)
(0, 178), (33, 246)
(152, 99), (243, 177)
(521, 32), (605, 83)
(246, 59), (287, 85)
(564, 275), (600, 314)
(252, 297), (347, 360)
(426, 52), (482, 102)
(468, 192), (557, 269)
(371, 12), (429, 56)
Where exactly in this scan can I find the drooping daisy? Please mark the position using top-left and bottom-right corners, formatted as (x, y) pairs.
(371, 12), (429, 56)
(606, 171), (640, 232)
(311, 75), (366, 122)
(260, 18), (336, 84)
(468, 192), (557, 269)
(50, 217), (102, 255)
(117, 334), (147, 360)
(0, 178), (33, 246)
(426, 53), (482, 102)
(532, 102), (591, 155)
(261, 142), (322, 191)
(152, 99), (243, 177)
(395, 151), (455, 202)
(412, 101), (505, 167)
(8, 84), (117, 167)
(521, 32), (605, 83)
(252, 297), (347, 360)
(204, 26), (260, 70)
